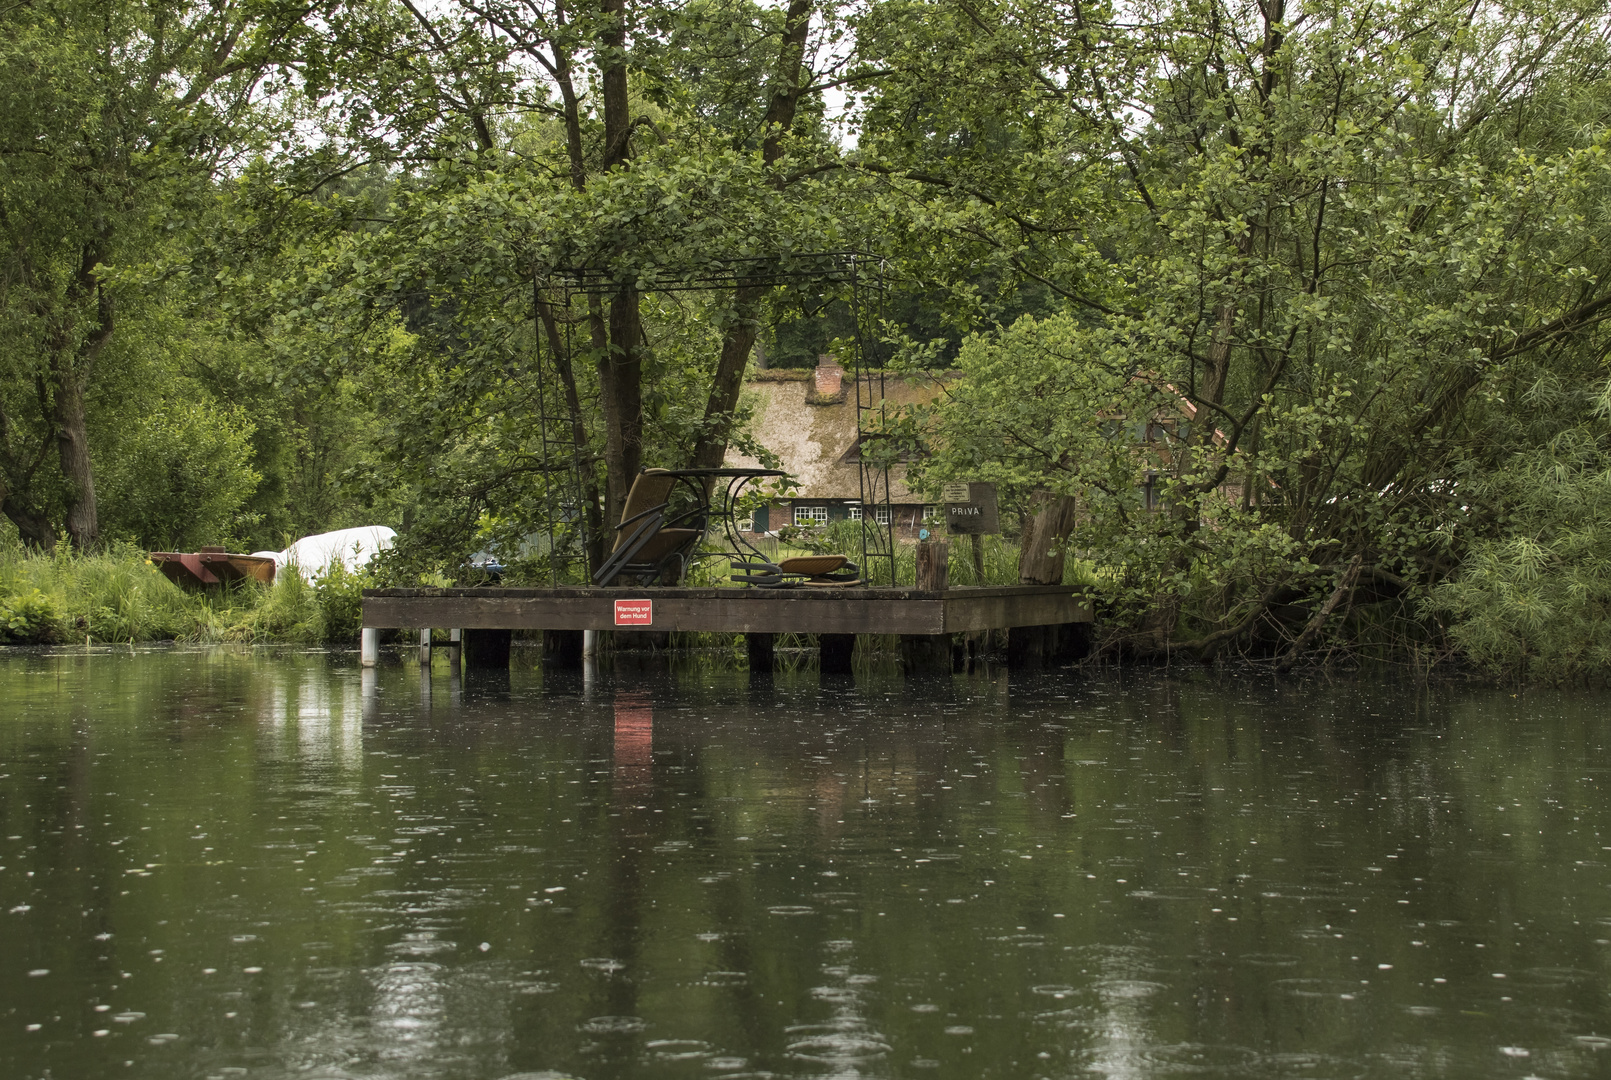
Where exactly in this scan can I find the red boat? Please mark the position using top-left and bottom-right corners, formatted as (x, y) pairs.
(149, 547), (276, 589)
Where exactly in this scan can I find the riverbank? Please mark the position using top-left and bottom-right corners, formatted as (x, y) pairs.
(0, 542), (366, 645)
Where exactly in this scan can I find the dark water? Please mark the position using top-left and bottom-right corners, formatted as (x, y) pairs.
(3, 649), (1611, 1079)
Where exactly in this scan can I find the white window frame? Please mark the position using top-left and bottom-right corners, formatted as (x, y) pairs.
(793, 504), (829, 527)
(874, 505), (892, 525)
(847, 504), (862, 521)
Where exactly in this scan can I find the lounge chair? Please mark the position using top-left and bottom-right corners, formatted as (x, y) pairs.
(593, 469), (709, 586)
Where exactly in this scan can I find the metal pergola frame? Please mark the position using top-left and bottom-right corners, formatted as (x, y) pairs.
(527, 251), (900, 587)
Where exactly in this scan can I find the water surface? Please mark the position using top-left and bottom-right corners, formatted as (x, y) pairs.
(3, 647), (1611, 1079)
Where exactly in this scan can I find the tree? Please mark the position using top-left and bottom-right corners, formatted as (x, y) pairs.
(857, 0), (1611, 660)
(230, 0), (861, 575)
(0, 0), (316, 547)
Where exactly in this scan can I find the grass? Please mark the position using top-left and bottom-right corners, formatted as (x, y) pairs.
(0, 540), (369, 646)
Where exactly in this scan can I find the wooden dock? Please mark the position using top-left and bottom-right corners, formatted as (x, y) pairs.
(361, 585), (1091, 674)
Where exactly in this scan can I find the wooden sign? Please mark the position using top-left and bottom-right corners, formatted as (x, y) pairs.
(944, 482), (1000, 535)
(614, 599), (653, 626)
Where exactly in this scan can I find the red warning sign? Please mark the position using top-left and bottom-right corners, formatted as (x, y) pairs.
(613, 599), (653, 626)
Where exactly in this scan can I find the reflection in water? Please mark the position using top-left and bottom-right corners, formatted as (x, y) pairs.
(4, 651), (1611, 1080)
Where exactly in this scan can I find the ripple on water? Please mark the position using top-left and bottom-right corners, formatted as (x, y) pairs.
(578, 1015), (647, 1035)
(1032, 984), (1078, 998)
(1140, 1044), (1262, 1074)
(698, 971), (748, 986)
(1093, 978), (1168, 1000)
(1506, 966), (1598, 988)
(1251, 1051), (1365, 1078)
(767, 905), (816, 916)
(1128, 889), (1217, 901)
(786, 1025), (891, 1063)
(1239, 953), (1301, 968)
(1255, 883), (1347, 902)
(386, 934), (456, 957)
(647, 1038), (712, 1061)
(989, 933), (1047, 948)
(513, 980), (559, 995)
(1272, 978), (1366, 1000)
(580, 957), (626, 974)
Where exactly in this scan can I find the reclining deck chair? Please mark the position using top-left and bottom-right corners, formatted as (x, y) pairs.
(730, 552), (862, 587)
(593, 469), (709, 586)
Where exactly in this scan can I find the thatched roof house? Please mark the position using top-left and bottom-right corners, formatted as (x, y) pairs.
(724, 357), (949, 535)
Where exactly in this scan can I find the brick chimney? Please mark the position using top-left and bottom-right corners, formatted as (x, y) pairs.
(814, 355), (843, 397)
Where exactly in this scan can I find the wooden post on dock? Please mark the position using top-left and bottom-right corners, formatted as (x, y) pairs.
(819, 633), (855, 674)
(418, 628), (432, 666)
(902, 540), (952, 677)
(361, 626), (379, 667)
(463, 628), (513, 669)
(543, 629), (584, 669)
(746, 632), (775, 675)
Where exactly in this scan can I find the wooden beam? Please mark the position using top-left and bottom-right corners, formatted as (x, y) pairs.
(362, 586), (1089, 637)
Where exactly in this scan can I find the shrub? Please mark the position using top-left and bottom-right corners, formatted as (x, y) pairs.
(0, 589), (63, 644)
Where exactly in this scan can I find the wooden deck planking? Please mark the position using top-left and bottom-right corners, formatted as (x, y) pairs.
(363, 585), (1088, 636)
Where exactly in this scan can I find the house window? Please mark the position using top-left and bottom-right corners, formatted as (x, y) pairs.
(794, 504), (829, 527)
(735, 510), (755, 532)
(922, 505), (939, 522)
(874, 506), (892, 526)
(847, 504), (862, 521)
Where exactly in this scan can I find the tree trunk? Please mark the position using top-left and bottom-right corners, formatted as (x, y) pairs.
(536, 293), (607, 575)
(1017, 491), (1078, 584)
(690, 283), (767, 469)
(599, 286), (643, 529)
(2, 496), (55, 549)
(53, 368), (98, 549)
(592, 0), (643, 531)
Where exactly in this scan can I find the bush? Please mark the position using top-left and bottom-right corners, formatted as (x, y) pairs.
(0, 589), (63, 644)
(95, 400), (262, 551)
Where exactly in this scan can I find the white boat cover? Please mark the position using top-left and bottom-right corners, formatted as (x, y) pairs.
(250, 526), (396, 579)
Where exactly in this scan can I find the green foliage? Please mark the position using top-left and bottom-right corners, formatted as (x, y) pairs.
(0, 539), (374, 647)
(856, 0), (1611, 667)
(0, 590), (62, 645)
(1429, 407), (1611, 681)
(96, 402), (263, 551)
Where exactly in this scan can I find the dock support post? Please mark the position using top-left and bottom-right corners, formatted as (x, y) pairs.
(544, 629), (584, 669)
(361, 626), (379, 667)
(819, 633), (855, 675)
(418, 628), (432, 666)
(746, 633), (775, 675)
(463, 628), (512, 670)
(447, 629), (462, 674)
(900, 633), (952, 677)
(1008, 625), (1059, 669)
(901, 539), (951, 677)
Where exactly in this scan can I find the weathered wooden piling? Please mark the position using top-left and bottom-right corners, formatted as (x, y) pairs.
(543, 629), (584, 668)
(463, 628), (512, 669)
(746, 632), (775, 674)
(819, 633), (856, 674)
(900, 540), (952, 677)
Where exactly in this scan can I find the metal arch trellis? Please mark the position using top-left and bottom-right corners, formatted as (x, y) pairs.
(528, 250), (899, 587)
(529, 277), (595, 586)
